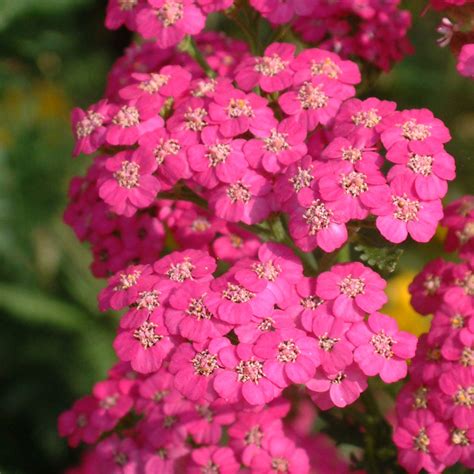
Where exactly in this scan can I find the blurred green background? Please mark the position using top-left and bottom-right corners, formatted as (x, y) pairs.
(0, 1), (472, 473)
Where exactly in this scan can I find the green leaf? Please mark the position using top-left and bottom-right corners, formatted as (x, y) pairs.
(0, 283), (89, 331)
(354, 243), (404, 274)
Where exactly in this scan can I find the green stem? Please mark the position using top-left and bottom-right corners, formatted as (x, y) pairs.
(158, 185), (274, 241)
(225, 0), (261, 55)
(157, 185), (208, 210)
(178, 36), (216, 78)
(270, 215), (318, 275)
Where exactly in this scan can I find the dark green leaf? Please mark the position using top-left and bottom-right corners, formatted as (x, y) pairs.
(354, 243), (404, 274)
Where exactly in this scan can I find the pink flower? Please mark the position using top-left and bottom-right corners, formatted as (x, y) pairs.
(442, 195), (474, 257)
(144, 439), (189, 473)
(393, 410), (449, 474)
(119, 66), (191, 111)
(288, 194), (348, 253)
(58, 396), (101, 447)
(244, 118), (307, 173)
(430, 297), (473, 352)
(235, 42), (296, 93)
(167, 97), (209, 137)
(279, 76), (348, 131)
(142, 395), (192, 443)
(347, 312), (417, 383)
(153, 249), (216, 289)
(213, 343), (281, 405)
(395, 382), (438, 418)
(409, 334), (451, 385)
(408, 258), (453, 315)
(387, 140), (455, 200)
(138, 128), (196, 189)
(99, 264), (152, 311)
(316, 262), (387, 321)
(182, 399), (235, 446)
(188, 446), (240, 474)
(136, 369), (178, 414)
(439, 368), (474, 428)
(318, 160), (388, 220)
(234, 242), (303, 306)
(113, 313), (175, 373)
(212, 225), (261, 263)
(332, 97), (397, 145)
(106, 102), (163, 145)
(250, 436), (310, 473)
(457, 43), (474, 79)
(369, 176), (444, 244)
(105, 0), (143, 30)
(307, 364), (368, 409)
(71, 100), (111, 156)
(234, 308), (296, 344)
(195, 33), (249, 77)
(167, 205), (224, 250)
(250, 0), (314, 24)
(169, 338), (230, 401)
(98, 150), (160, 217)
(164, 281), (230, 342)
(311, 310), (354, 373)
(136, 0), (206, 48)
(119, 273), (167, 329)
(442, 260), (474, 304)
(441, 425), (474, 469)
(94, 435), (144, 474)
(187, 126), (248, 188)
(209, 170), (274, 225)
(228, 409), (285, 466)
(274, 155), (317, 210)
(278, 276), (326, 331)
(210, 270), (274, 324)
(291, 48), (360, 96)
(254, 328), (319, 386)
(321, 135), (384, 173)
(90, 380), (134, 431)
(209, 84), (277, 137)
(381, 109), (451, 152)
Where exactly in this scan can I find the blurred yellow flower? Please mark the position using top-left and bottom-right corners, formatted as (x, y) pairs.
(32, 80), (70, 121)
(435, 225), (447, 243)
(383, 271), (432, 336)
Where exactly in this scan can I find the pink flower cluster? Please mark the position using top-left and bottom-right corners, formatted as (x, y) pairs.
(60, 374), (358, 474)
(105, 0), (227, 48)
(60, 1), (466, 472)
(66, 38), (455, 277)
(59, 245), (418, 472)
(104, 0), (412, 71)
(393, 200), (474, 473)
(292, 0), (413, 72)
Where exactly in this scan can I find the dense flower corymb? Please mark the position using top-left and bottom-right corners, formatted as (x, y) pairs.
(58, 0), (469, 472)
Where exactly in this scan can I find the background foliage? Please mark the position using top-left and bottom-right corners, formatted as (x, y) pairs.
(0, 0), (472, 472)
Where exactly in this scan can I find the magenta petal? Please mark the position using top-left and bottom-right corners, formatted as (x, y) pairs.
(380, 358), (407, 383)
(213, 371), (239, 402)
(333, 295), (361, 321)
(354, 345), (383, 376)
(376, 215), (408, 243)
(175, 368), (206, 400)
(264, 360), (287, 388)
(285, 357), (315, 383)
(242, 382), (265, 405)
